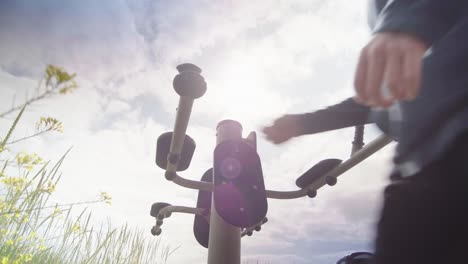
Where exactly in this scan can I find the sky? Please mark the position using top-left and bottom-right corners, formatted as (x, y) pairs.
(0, 1), (396, 263)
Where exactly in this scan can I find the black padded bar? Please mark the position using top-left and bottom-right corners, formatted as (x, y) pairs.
(296, 159), (342, 188)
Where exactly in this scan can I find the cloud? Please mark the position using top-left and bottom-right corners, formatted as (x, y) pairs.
(2, 0), (146, 78)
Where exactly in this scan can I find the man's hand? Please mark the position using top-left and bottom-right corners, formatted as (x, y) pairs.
(354, 32), (429, 107)
(262, 114), (302, 144)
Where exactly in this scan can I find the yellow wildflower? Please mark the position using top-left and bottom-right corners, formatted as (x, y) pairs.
(11, 253), (32, 264)
(28, 232), (38, 240)
(53, 207), (61, 216)
(15, 153), (42, 171)
(21, 213), (29, 223)
(1, 256), (9, 264)
(38, 181), (56, 194)
(46, 182), (56, 193)
(100, 191), (112, 205)
(36, 117), (64, 133)
(45, 64), (78, 94)
(1, 177), (26, 191)
(71, 223), (81, 233)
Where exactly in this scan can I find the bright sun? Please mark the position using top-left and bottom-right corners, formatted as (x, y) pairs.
(207, 57), (288, 130)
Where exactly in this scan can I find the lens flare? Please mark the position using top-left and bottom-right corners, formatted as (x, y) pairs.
(220, 157), (242, 180)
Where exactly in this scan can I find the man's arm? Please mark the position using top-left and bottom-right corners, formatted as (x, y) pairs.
(374, 0), (464, 46)
(297, 98), (372, 134)
(262, 98), (372, 144)
(354, 0), (465, 107)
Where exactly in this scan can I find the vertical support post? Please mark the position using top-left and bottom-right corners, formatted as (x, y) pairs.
(351, 125), (365, 156)
(207, 120), (242, 264)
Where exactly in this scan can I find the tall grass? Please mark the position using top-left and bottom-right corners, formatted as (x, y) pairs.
(0, 65), (173, 264)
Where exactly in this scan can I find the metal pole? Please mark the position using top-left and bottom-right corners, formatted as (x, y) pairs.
(207, 120), (242, 264)
(166, 96), (194, 175)
(264, 134), (393, 199)
(351, 125), (365, 156)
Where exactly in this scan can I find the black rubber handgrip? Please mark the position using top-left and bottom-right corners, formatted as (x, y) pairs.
(150, 202), (171, 218)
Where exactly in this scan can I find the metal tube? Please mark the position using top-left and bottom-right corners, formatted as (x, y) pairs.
(164, 95), (215, 191)
(265, 134), (393, 199)
(265, 189), (306, 200)
(166, 96), (194, 174)
(351, 125), (365, 156)
(164, 96), (215, 192)
(167, 134), (391, 198)
(320, 134), (393, 182)
(172, 174), (213, 191)
(159, 206), (206, 218)
(207, 120), (242, 264)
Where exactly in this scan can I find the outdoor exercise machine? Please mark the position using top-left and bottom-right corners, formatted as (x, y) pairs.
(150, 63), (393, 264)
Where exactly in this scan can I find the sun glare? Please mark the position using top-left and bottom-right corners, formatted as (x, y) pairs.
(209, 58), (285, 130)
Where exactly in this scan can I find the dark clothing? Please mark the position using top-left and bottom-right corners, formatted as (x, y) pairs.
(296, 98), (372, 135)
(374, 133), (468, 264)
(368, 0), (468, 176)
(369, 2), (468, 263)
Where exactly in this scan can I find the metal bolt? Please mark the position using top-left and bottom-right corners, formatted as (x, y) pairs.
(307, 189), (317, 198)
(151, 226), (162, 236)
(326, 176), (337, 186)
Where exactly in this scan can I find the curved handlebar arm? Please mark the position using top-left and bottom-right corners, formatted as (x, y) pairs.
(159, 205), (207, 219)
(265, 189), (307, 199)
(151, 205), (208, 236)
(166, 134), (392, 196)
(265, 134), (393, 200)
(170, 173), (213, 191)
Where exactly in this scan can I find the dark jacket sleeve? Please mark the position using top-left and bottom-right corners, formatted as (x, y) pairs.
(372, 0), (466, 46)
(294, 98), (372, 136)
